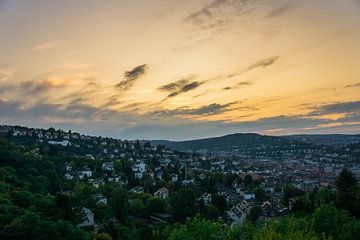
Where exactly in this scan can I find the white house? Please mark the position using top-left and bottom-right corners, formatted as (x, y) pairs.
(93, 193), (107, 205)
(48, 140), (71, 146)
(64, 173), (74, 180)
(79, 168), (92, 179)
(154, 187), (169, 199)
(243, 193), (255, 200)
(227, 200), (251, 227)
(200, 192), (212, 205)
(171, 174), (178, 182)
(77, 207), (94, 228)
(102, 162), (115, 171)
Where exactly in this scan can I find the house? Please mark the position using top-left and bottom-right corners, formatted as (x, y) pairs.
(64, 173), (74, 180)
(171, 174), (178, 182)
(132, 162), (147, 179)
(48, 140), (71, 146)
(200, 192), (212, 206)
(89, 178), (104, 188)
(243, 193), (255, 200)
(134, 171), (143, 179)
(93, 193), (107, 205)
(77, 207), (94, 228)
(130, 186), (144, 193)
(154, 187), (169, 199)
(227, 200), (251, 227)
(79, 168), (92, 179)
(102, 162), (115, 171)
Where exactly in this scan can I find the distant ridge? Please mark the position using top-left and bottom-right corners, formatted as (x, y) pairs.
(151, 133), (360, 152)
(151, 133), (299, 152)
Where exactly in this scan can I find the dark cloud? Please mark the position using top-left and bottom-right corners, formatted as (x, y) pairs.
(152, 102), (239, 116)
(184, 0), (294, 31)
(158, 79), (189, 92)
(223, 81), (252, 91)
(345, 82), (360, 88)
(116, 64), (147, 91)
(246, 56), (278, 71)
(168, 81), (204, 98)
(309, 101), (360, 116)
(267, 2), (298, 18)
(184, 0), (229, 30)
(158, 77), (204, 98)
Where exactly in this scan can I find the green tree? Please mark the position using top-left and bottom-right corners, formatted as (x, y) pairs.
(247, 206), (262, 224)
(169, 217), (224, 240)
(312, 204), (347, 238)
(244, 175), (253, 187)
(96, 232), (113, 240)
(335, 169), (358, 216)
(169, 189), (196, 222)
(110, 186), (129, 223)
(211, 194), (227, 215)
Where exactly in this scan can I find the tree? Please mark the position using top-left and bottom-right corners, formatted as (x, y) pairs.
(204, 204), (220, 221)
(337, 220), (360, 240)
(130, 198), (146, 217)
(291, 196), (312, 216)
(169, 217), (224, 240)
(254, 187), (266, 202)
(312, 204), (347, 238)
(169, 189), (196, 222)
(211, 194), (227, 215)
(146, 196), (167, 214)
(335, 169), (358, 216)
(96, 232), (112, 240)
(244, 175), (253, 187)
(110, 186), (129, 223)
(247, 206), (262, 224)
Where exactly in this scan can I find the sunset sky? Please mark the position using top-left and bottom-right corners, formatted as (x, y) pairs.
(1, 0), (360, 140)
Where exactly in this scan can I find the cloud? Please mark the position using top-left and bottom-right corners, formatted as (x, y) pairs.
(345, 82), (360, 88)
(116, 64), (147, 91)
(33, 41), (60, 51)
(223, 81), (252, 90)
(158, 79), (190, 92)
(267, 2), (298, 18)
(0, 65), (12, 81)
(151, 102), (239, 117)
(184, 0), (295, 31)
(246, 56), (279, 71)
(0, 75), (87, 98)
(309, 101), (360, 116)
(184, 0), (231, 30)
(158, 77), (204, 98)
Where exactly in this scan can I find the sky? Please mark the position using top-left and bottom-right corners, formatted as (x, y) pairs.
(0, 0), (360, 140)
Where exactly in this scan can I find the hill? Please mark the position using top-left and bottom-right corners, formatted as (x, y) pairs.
(151, 133), (309, 152)
(284, 134), (360, 146)
(151, 133), (360, 155)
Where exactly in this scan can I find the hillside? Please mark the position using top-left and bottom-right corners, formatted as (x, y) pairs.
(284, 134), (360, 146)
(151, 133), (310, 152)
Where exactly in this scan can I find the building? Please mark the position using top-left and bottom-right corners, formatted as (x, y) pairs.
(77, 207), (94, 228)
(102, 162), (115, 171)
(154, 187), (169, 199)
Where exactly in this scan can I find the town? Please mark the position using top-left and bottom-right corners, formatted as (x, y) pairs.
(1, 124), (359, 233)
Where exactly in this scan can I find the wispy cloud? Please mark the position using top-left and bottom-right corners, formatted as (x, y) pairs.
(308, 101), (360, 116)
(266, 2), (298, 18)
(116, 64), (147, 91)
(151, 101), (239, 116)
(223, 81), (252, 90)
(158, 76), (205, 98)
(345, 82), (360, 88)
(0, 65), (12, 81)
(33, 41), (60, 51)
(246, 56), (279, 71)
